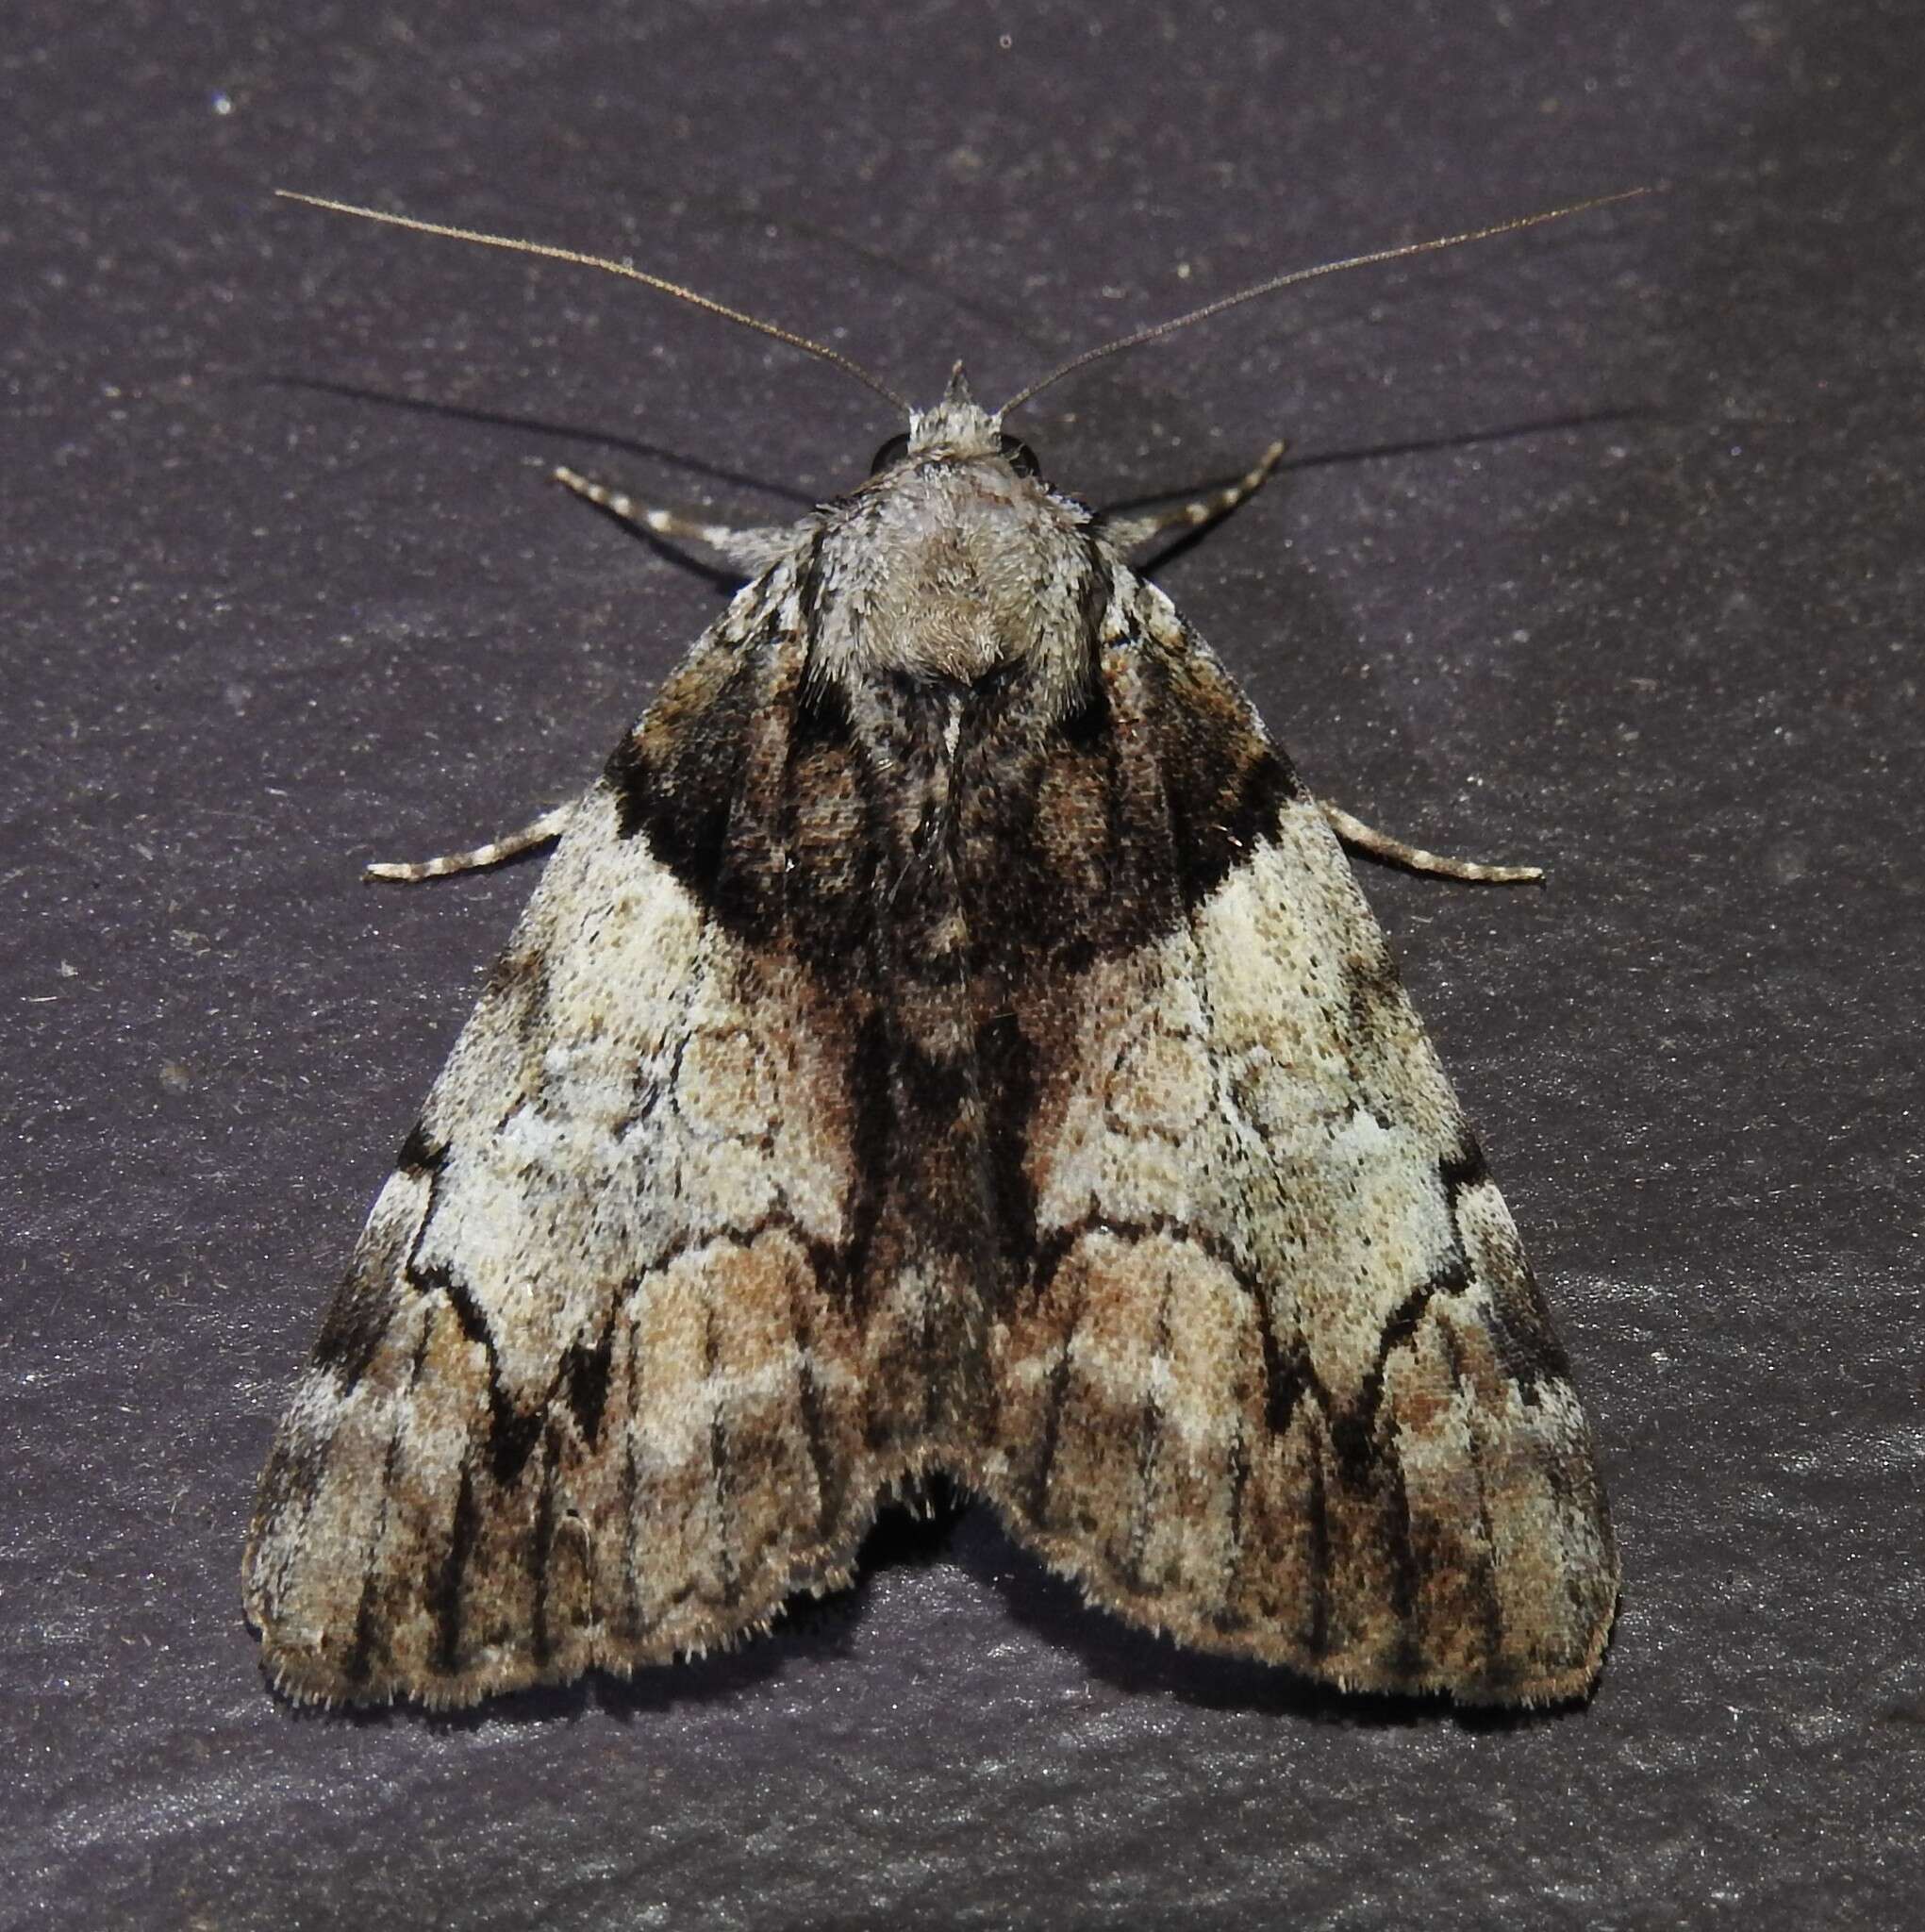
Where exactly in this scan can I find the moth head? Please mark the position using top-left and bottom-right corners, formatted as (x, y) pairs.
(872, 364), (1041, 481)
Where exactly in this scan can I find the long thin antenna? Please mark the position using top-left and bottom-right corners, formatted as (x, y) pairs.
(275, 191), (911, 413)
(998, 188), (1650, 417)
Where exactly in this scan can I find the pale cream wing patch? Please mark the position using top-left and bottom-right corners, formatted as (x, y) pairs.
(242, 778), (883, 1707)
(986, 791), (1618, 1705)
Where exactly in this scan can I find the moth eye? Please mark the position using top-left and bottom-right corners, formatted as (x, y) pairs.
(870, 432), (912, 475)
(999, 434), (1041, 479)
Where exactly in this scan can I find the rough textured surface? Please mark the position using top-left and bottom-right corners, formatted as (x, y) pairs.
(7, 0), (1921, 1923)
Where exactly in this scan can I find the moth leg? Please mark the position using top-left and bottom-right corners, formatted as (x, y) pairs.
(553, 466), (794, 574)
(1102, 439), (1287, 552)
(1319, 800), (1543, 884)
(364, 805), (574, 883)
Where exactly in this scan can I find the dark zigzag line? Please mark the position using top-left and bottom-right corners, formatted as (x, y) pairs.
(1026, 1184), (1485, 1491)
(403, 1203), (849, 1495)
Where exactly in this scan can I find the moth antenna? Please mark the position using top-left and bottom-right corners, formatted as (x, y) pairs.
(998, 187), (1651, 416)
(275, 191), (912, 413)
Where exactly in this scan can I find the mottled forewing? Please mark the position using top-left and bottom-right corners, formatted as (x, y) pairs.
(982, 577), (1618, 1704)
(243, 575), (888, 1707)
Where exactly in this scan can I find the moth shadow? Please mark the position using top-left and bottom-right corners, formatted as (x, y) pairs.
(949, 1507), (1575, 1733)
(1286, 403), (1653, 481)
(1881, 1699), (1925, 1736)
(390, 1491), (963, 1728)
(263, 374), (822, 510)
(1100, 403), (1652, 580)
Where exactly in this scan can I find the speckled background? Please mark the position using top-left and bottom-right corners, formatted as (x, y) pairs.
(7, 2), (1921, 1926)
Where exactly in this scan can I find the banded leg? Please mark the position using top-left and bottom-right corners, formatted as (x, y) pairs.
(365, 806), (575, 884)
(553, 467), (797, 574)
(1103, 440), (1287, 553)
(1319, 801), (1543, 884)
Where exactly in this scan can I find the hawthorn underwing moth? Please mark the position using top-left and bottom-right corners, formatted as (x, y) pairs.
(244, 190), (1639, 1707)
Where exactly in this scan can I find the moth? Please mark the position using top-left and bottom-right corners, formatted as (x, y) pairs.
(244, 191), (1637, 1708)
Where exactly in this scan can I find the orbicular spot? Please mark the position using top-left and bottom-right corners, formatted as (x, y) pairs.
(673, 1024), (780, 1141)
(1106, 1025), (1214, 1138)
